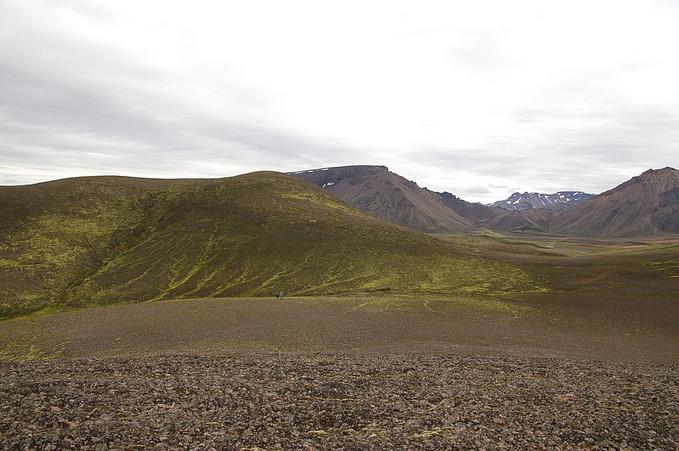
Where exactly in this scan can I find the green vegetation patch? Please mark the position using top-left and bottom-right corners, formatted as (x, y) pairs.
(0, 340), (67, 362)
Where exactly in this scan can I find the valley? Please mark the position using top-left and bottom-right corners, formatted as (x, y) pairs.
(3, 2), (679, 446)
(1, 169), (678, 449)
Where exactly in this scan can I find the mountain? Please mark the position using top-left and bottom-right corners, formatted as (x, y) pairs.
(0, 172), (536, 318)
(491, 191), (595, 211)
(486, 167), (679, 237)
(548, 167), (679, 237)
(292, 165), (679, 237)
(291, 165), (500, 232)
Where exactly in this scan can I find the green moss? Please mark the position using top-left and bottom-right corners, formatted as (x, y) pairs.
(0, 341), (66, 362)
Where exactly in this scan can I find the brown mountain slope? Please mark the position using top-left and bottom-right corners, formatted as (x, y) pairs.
(291, 166), (501, 232)
(548, 167), (679, 237)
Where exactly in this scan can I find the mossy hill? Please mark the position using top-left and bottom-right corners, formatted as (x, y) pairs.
(0, 172), (539, 318)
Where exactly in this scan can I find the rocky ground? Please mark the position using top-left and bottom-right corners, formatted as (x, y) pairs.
(1, 352), (678, 450)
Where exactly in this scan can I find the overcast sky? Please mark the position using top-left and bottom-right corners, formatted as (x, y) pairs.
(1, 0), (678, 202)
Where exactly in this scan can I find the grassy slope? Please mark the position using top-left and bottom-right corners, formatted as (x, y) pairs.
(0, 173), (539, 318)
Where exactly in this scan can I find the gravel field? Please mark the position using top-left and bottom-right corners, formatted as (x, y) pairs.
(1, 353), (678, 449)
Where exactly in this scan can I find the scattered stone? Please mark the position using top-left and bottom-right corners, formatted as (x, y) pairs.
(0, 353), (677, 449)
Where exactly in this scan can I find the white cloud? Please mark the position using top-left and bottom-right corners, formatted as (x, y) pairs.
(1, 0), (678, 202)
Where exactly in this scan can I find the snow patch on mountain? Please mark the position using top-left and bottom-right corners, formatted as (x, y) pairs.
(489, 191), (595, 211)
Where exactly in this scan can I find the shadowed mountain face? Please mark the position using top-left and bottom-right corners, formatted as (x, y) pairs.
(549, 167), (679, 237)
(491, 191), (594, 211)
(0, 172), (537, 318)
(291, 165), (500, 232)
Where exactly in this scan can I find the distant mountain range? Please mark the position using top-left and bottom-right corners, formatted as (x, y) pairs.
(293, 165), (679, 237)
(490, 191), (595, 211)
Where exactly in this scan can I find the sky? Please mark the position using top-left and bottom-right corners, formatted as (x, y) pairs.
(1, 0), (678, 202)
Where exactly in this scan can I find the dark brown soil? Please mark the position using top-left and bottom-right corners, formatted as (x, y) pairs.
(2, 294), (678, 363)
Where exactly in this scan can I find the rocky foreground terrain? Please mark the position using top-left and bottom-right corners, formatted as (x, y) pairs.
(1, 353), (678, 449)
